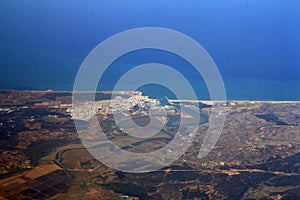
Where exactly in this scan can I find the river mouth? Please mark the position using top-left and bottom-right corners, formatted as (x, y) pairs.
(110, 100), (209, 153)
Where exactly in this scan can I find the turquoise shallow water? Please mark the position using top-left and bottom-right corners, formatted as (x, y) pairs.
(1, 77), (299, 101)
(138, 78), (300, 101)
(1, 48), (298, 101)
(223, 78), (300, 101)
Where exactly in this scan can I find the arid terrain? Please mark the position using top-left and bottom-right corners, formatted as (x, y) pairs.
(0, 90), (299, 200)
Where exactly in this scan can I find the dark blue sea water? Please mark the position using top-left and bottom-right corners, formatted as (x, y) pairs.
(0, 1), (299, 100)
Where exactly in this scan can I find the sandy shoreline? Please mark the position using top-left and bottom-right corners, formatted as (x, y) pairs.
(0, 90), (299, 103)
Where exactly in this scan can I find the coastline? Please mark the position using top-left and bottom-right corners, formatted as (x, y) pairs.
(0, 90), (300, 103)
(168, 99), (300, 104)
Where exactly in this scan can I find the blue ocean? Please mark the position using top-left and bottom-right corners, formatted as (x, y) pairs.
(0, 1), (299, 100)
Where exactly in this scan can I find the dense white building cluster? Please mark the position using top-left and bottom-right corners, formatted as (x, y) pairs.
(71, 92), (161, 120)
